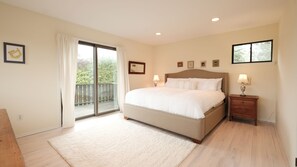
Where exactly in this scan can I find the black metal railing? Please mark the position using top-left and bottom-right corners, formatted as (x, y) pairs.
(75, 83), (117, 106)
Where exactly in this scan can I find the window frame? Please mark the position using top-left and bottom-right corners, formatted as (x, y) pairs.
(232, 39), (273, 64)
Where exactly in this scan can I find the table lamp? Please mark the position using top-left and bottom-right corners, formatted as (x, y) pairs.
(153, 75), (160, 87)
(237, 74), (249, 96)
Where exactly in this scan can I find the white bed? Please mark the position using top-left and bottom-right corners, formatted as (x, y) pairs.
(125, 87), (225, 119)
(123, 69), (229, 143)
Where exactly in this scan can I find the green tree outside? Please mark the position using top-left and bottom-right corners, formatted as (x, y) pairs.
(98, 59), (117, 83)
(76, 59), (117, 84)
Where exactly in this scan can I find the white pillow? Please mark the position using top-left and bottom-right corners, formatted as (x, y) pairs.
(178, 79), (195, 89)
(192, 78), (222, 91)
(165, 78), (222, 90)
(217, 78), (223, 91)
(165, 78), (196, 89)
(189, 79), (199, 89)
(183, 80), (191, 89)
(164, 78), (178, 88)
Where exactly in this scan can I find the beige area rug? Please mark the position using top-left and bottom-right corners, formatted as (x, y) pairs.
(48, 114), (196, 167)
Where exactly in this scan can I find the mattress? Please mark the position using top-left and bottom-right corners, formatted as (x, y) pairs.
(125, 87), (225, 119)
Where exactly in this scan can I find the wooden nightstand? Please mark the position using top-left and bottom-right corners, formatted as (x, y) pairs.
(229, 94), (259, 125)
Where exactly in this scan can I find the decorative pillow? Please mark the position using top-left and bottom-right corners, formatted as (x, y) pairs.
(165, 78), (196, 89)
(192, 78), (222, 91)
(217, 78), (223, 91)
(165, 78), (224, 90)
(189, 79), (199, 89)
(164, 78), (179, 88)
(182, 80), (191, 89)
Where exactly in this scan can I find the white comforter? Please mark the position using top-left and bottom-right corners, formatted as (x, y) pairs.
(125, 87), (225, 119)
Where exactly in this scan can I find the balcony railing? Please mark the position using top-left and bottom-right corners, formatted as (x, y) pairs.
(75, 83), (117, 106)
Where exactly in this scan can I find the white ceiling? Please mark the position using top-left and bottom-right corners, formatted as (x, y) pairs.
(0, 0), (287, 45)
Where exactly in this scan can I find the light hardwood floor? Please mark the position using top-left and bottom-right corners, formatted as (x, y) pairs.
(17, 113), (289, 167)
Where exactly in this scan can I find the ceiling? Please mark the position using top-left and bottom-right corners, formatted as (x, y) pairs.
(0, 0), (287, 45)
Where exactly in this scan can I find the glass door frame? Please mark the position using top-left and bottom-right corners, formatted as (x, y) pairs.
(75, 41), (118, 120)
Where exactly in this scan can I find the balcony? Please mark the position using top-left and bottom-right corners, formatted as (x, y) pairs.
(75, 83), (118, 118)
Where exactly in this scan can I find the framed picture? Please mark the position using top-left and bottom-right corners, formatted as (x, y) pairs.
(4, 42), (25, 64)
(187, 61), (194, 69)
(177, 61), (183, 67)
(212, 59), (220, 67)
(200, 61), (206, 67)
(129, 61), (145, 74)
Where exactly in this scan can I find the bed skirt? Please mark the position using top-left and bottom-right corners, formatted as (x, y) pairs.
(123, 102), (226, 143)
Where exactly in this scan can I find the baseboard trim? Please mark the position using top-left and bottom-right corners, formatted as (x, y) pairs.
(16, 125), (61, 138)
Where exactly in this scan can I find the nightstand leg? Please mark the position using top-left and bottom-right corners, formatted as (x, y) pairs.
(255, 120), (257, 126)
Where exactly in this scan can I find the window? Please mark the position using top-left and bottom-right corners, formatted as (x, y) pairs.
(232, 40), (273, 64)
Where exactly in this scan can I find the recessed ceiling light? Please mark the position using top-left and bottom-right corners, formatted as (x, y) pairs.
(155, 32), (162, 36)
(212, 17), (220, 22)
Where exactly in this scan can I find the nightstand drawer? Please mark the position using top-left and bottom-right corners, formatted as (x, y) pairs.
(231, 103), (255, 111)
(231, 99), (255, 107)
(232, 112), (255, 119)
(231, 108), (256, 117)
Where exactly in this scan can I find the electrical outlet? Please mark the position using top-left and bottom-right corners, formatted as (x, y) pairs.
(18, 114), (22, 120)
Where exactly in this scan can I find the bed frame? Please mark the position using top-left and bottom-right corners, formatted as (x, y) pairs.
(123, 69), (229, 143)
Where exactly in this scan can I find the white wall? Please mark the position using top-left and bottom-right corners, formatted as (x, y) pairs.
(154, 24), (278, 123)
(0, 3), (153, 137)
(277, 0), (297, 166)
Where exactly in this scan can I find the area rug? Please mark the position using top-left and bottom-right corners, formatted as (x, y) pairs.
(48, 114), (196, 167)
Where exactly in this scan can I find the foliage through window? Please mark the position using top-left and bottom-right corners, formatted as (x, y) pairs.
(232, 40), (273, 64)
(76, 43), (117, 85)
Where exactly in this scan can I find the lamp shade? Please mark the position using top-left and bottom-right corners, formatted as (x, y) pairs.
(153, 75), (160, 82)
(237, 74), (249, 84)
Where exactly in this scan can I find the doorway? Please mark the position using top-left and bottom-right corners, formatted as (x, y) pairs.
(75, 41), (118, 119)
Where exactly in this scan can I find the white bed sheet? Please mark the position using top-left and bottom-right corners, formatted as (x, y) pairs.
(125, 87), (225, 119)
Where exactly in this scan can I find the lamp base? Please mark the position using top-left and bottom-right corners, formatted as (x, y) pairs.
(240, 84), (246, 96)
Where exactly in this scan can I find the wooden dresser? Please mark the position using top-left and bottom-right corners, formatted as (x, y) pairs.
(0, 109), (25, 167)
(229, 94), (259, 126)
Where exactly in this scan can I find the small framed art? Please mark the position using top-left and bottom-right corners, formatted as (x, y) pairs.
(177, 61), (183, 67)
(187, 61), (194, 69)
(200, 61), (206, 67)
(128, 61), (146, 74)
(212, 59), (220, 67)
(4, 42), (25, 64)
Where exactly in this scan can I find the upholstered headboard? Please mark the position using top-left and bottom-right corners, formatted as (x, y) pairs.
(165, 69), (229, 95)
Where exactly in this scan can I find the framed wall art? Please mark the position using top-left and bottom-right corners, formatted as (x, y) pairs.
(212, 59), (220, 67)
(4, 42), (25, 64)
(187, 61), (194, 69)
(177, 61), (183, 67)
(200, 61), (206, 67)
(128, 61), (145, 74)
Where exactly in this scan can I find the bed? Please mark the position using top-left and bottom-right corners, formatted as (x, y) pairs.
(123, 69), (229, 143)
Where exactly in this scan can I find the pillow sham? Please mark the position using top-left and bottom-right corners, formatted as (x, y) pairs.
(164, 78), (178, 88)
(192, 78), (222, 91)
(164, 78), (222, 91)
(165, 78), (196, 89)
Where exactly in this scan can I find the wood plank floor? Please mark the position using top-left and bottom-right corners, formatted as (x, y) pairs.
(17, 113), (289, 167)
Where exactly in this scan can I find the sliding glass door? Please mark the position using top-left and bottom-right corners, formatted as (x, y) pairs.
(75, 42), (118, 119)
(97, 48), (119, 113)
(75, 44), (95, 118)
